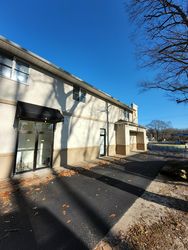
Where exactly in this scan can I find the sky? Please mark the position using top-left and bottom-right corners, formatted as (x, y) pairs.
(0, 0), (188, 128)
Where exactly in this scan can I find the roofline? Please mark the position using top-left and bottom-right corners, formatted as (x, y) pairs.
(0, 36), (133, 112)
(115, 120), (146, 129)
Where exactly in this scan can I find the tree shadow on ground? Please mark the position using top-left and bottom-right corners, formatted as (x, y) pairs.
(1, 155), (187, 250)
(101, 153), (188, 187)
(0, 179), (89, 250)
(64, 164), (188, 213)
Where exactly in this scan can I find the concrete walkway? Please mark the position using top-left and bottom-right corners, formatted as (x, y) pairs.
(0, 153), (165, 250)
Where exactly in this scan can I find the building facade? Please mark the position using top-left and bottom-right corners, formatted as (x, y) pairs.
(0, 37), (147, 179)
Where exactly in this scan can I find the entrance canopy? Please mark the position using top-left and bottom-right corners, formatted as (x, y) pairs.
(16, 101), (64, 123)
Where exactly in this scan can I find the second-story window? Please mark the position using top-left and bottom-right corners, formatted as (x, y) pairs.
(0, 52), (29, 84)
(0, 54), (12, 78)
(73, 86), (80, 101)
(13, 60), (29, 83)
(124, 110), (129, 121)
(80, 89), (86, 102)
(73, 86), (86, 102)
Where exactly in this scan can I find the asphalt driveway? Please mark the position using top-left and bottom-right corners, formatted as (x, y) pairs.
(0, 153), (165, 250)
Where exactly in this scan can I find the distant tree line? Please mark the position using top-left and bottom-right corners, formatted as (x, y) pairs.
(146, 119), (188, 142)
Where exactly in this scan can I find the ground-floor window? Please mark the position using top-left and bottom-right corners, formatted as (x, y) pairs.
(100, 128), (106, 156)
(15, 120), (54, 173)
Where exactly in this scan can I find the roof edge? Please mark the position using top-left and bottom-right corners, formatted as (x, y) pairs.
(0, 36), (133, 112)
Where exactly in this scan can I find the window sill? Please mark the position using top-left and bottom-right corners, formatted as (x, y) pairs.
(0, 74), (29, 86)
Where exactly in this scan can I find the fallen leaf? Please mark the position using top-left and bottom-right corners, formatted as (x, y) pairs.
(109, 213), (116, 218)
(62, 204), (70, 208)
(66, 220), (71, 224)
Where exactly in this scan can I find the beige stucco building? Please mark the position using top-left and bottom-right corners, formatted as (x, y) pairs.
(0, 36), (147, 179)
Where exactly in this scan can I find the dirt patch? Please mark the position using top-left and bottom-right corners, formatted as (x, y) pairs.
(94, 172), (188, 250)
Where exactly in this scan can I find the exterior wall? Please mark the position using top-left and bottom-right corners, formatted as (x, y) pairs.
(130, 131), (137, 151)
(131, 103), (138, 124)
(0, 103), (17, 179)
(136, 132), (147, 150)
(114, 123), (147, 156)
(124, 125), (147, 154)
(115, 124), (126, 155)
(0, 63), (131, 179)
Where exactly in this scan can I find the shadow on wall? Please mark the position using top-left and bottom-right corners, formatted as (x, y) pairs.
(51, 78), (89, 166)
(51, 78), (107, 167)
(1, 65), (109, 176)
(0, 76), (29, 177)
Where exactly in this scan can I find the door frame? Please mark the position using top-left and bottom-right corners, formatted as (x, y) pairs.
(14, 120), (55, 175)
(100, 128), (106, 157)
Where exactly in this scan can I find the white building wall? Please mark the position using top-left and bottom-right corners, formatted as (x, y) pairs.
(0, 61), (134, 178)
(0, 104), (17, 153)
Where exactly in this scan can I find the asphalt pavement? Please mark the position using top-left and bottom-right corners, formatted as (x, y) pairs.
(0, 153), (165, 250)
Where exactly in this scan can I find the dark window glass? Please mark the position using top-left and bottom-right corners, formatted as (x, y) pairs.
(73, 86), (80, 101)
(80, 89), (86, 102)
(13, 60), (29, 83)
(124, 110), (129, 120)
(0, 53), (29, 83)
(0, 54), (12, 78)
(15, 61), (29, 74)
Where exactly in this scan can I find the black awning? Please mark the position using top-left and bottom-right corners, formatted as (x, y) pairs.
(16, 101), (64, 123)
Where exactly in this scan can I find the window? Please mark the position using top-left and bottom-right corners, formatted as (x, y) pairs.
(80, 89), (86, 102)
(0, 54), (12, 78)
(124, 110), (129, 121)
(73, 86), (80, 101)
(73, 86), (86, 102)
(0, 52), (29, 84)
(13, 60), (29, 83)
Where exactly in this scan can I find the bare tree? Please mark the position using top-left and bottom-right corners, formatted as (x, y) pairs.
(147, 120), (172, 140)
(127, 0), (188, 103)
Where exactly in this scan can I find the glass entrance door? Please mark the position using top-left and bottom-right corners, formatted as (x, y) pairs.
(99, 128), (106, 156)
(36, 123), (53, 169)
(16, 121), (36, 173)
(16, 121), (54, 173)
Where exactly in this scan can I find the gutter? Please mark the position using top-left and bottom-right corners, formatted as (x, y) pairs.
(0, 36), (133, 112)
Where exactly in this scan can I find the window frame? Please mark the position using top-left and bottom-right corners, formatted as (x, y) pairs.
(12, 57), (30, 84)
(0, 51), (30, 85)
(0, 53), (13, 79)
(124, 110), (130, 121)
(73, 86), (80, 101)
(80, 89), (86, 102)
(73, 86), (86, 103)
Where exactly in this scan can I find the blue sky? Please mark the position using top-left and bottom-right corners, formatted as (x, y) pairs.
(1, 0), (188, 128)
